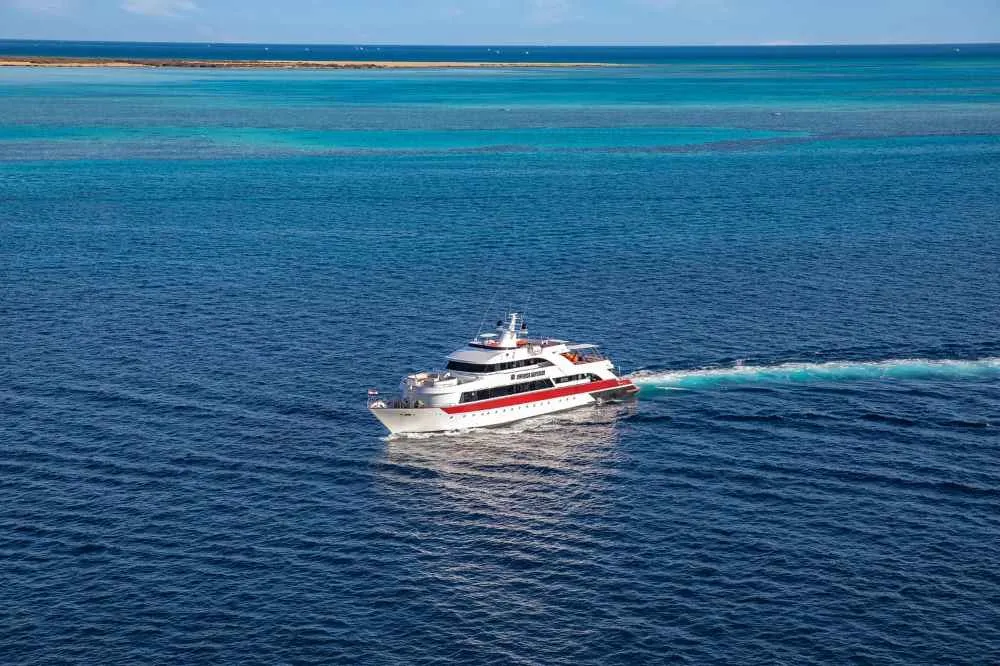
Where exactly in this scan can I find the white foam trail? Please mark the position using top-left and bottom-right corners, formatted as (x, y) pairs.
(630, 357), (1000, 391)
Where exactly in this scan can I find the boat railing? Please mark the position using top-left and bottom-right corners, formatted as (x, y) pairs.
(368, 395), (428, 409)
(562, 350), (607, 364)
(404, 372), (460, 388)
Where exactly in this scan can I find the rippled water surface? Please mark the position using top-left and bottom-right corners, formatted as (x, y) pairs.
(2, 47), (1000, 664)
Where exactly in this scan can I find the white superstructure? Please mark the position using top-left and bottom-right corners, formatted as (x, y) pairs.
(368, 312), (638, 434)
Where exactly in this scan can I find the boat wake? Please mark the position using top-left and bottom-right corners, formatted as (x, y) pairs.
(630, 357), (1000, 392)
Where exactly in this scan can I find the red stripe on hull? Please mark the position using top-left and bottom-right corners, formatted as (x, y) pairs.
(441, 378), (634, 414)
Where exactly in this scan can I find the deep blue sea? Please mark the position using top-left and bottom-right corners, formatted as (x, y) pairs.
(2, 43), (1000, 664)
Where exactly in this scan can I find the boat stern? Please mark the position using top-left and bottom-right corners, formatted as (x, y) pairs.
(590, 378), (640, 402)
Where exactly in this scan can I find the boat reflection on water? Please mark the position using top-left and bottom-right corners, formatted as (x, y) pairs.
(382, 402), (636, 473)
(362, 403), (640, 657)
(370, 402), (636, 611)
(373, 401), (636, 534)
(383, 402), (629, 514)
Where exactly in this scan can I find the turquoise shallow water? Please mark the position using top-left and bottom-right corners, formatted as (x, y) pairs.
(0, 124), (798, 152)
(2, 48), (1000, 664)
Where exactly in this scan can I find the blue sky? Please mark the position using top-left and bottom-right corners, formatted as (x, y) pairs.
(1, 0), (998, 45)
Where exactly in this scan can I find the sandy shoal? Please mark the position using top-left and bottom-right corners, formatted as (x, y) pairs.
(0, 56), (607, 69)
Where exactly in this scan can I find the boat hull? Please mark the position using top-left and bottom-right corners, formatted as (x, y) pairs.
(371, 379), (637, 434)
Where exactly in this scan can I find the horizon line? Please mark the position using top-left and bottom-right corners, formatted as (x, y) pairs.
(1, 37), (999, 49)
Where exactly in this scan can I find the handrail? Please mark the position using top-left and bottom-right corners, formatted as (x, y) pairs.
(368, 396), (426, 409)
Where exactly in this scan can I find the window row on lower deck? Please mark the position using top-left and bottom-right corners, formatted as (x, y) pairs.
(553, 373), (602, 384)
(459, 378), (555, 403)
(447, 357), (552, 374)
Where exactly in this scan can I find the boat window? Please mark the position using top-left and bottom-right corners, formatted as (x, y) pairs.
(459, 377), (556, 403)
(553, 373), (602, 384)
(447, 358), (552, 374)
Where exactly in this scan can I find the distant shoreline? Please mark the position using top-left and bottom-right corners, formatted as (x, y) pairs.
(0, 55), (607, 69)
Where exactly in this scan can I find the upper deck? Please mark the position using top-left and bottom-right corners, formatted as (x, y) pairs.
(444, 313), (606, 368)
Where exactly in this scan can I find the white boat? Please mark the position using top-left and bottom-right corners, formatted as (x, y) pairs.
(368, 312), (638, 434)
